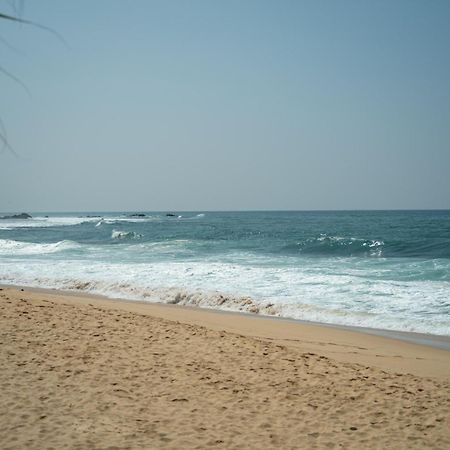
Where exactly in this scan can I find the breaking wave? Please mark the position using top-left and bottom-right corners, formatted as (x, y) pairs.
(59, 281), (279, 315)
(1, 272), (449, 336)
(0, 216), (99, 229)
(0, 239), (80, 255)
(111, 230), (143, 240)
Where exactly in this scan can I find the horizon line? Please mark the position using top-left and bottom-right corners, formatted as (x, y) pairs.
(2, 208), (450, 215)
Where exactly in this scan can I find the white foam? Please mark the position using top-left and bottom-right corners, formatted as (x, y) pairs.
(0, 257), (449, 336)
(0, 216), (99, 229)
(0, 239), (80, 255)
(111, 230), (143, 240)
(135, 239), (192, 251)
(101, 216), (163, 225)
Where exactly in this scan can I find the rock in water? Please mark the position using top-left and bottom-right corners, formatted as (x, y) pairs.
(0, 213), (32, 220)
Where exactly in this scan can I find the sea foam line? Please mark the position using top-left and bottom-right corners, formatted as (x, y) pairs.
(0, 239), (80, 255)
(0, 268), (449, 337)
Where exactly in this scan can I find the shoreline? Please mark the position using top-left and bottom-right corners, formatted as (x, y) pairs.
(2, 285), (450, 449)
(2, 282), (450, 351)
(2, 284), (450, 380)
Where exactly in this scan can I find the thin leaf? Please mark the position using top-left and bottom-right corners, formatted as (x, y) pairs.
(0, 12), (68, 48)
(0, 33), (24, 54)
(0, 64), (31, 97)
(0, 130), (18, 157)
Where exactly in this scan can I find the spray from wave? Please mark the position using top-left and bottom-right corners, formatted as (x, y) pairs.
(111, 230), (143, 240)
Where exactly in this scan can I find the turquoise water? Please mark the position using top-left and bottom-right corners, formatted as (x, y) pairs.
(0, 210), (449, 335)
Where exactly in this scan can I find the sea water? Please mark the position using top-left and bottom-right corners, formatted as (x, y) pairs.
(0, 210), (449, 335)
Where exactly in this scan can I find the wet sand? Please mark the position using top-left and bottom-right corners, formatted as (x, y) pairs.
(1, 286), (449, 449)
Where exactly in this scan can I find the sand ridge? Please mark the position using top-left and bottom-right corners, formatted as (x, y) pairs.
(1, 287), (449, 449)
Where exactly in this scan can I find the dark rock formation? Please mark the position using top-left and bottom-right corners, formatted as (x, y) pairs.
(0, 213), (32, 220)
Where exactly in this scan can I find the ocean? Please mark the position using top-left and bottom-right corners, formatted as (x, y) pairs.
(0, 210), (449, 336)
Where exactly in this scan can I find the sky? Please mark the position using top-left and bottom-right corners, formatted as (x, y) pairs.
(1, 0), (449, 212)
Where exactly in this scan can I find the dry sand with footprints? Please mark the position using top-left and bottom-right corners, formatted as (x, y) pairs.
(1, 286), (449, 449)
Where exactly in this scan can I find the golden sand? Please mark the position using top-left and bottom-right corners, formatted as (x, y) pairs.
(1, 286), (449, 449)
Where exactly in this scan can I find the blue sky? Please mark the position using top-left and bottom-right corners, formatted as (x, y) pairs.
(1, 0), (449, 211)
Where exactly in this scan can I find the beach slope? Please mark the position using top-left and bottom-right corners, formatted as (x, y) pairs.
(1, 286), (449, 449)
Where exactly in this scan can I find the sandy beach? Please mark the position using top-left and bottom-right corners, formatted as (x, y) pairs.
(1, 286), (449, 449)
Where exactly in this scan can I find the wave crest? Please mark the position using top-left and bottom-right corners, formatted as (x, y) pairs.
(283, 235), (384, 257)
(111, 230), (143, 240)
(0, 239), (80, 255)
(53, 281), (281, 316)
(0, 216), (99, 229)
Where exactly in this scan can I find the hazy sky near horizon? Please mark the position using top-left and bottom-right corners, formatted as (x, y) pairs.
(1, 0), (449, 212)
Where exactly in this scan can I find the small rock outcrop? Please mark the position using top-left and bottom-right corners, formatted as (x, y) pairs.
(0, 213), (32, 220)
